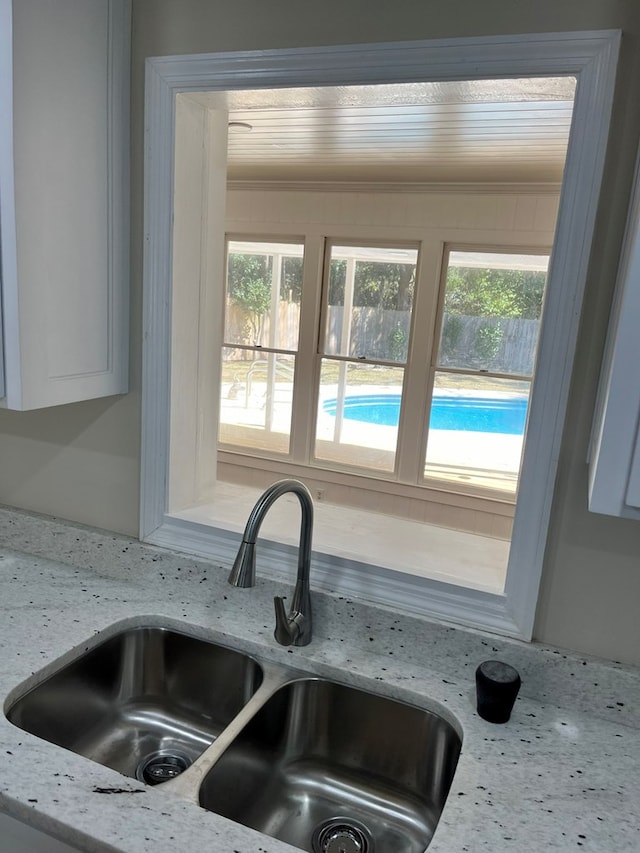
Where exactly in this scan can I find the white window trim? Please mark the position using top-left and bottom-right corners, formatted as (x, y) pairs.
(141, 32), (620, 641)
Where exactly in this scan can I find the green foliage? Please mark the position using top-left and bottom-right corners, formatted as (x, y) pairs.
(328, 259), (415, 310)
(328, 259), (346, 304)
(280, 256), (303, 303)
(227, 253), (273, 341)
(444, 266), (545, 319)
(474, 323), (504, 361)
(387, 323), (408, 362)
(441, 314), (464, 358)
(228, 253), (272, 314)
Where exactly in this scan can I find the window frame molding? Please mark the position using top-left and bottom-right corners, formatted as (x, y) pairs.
(141, 31), (620, 640)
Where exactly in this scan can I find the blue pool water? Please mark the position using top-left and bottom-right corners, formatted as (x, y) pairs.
(323, 393), (528, 435)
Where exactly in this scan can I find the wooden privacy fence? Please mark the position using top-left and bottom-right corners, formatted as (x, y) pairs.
(326, 308), (539, 374)
(438, 314), (539, 375)
(224, 302), (300, 352)
(226, 302), (539, 375)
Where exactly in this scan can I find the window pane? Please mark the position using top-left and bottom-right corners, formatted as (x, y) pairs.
(314, 359), (404, 473)
(323, 245), (417, 363)
(438, 252), (549, 376)
(225, 240), (303, 350)
(219, 347), (294, 454)
(424, 372), (529, 493)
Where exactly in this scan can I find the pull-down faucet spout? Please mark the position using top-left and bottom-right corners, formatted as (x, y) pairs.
(228, 479), (313, 646)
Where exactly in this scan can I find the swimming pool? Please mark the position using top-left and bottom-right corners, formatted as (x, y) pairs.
(322, 393), (528, 435)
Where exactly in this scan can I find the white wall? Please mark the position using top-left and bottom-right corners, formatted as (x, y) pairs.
(1, 0), (640, 664)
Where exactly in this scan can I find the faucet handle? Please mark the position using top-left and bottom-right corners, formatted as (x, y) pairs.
(274, 596), (301, 646)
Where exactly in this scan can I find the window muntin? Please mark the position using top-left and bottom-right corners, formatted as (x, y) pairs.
(424, 250), (549, 494)
(219, 239), (304, 455)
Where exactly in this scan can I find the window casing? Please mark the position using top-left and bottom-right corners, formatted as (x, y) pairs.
(141, 34), (619, 643)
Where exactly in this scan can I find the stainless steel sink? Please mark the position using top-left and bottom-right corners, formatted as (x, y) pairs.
(6, 626), (263, 783)
(6, 625), (461, 851)
(198, 678), (461, 853)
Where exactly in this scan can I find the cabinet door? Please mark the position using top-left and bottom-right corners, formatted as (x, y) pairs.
(589, 142), (640, 518)
(0, 812), (83, 853)
(0, 0), (129, 410)
(0, 279), (4, 400)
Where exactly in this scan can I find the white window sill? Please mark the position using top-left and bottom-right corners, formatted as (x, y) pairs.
(170, 481), (508, 595)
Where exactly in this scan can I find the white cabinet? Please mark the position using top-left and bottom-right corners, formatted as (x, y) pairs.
(0, 0), (129, 410)
(0, 812), (83, 853)
(589, 142), (640, 518)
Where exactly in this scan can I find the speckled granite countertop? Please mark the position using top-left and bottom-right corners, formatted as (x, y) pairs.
(0, 507), (639, 852)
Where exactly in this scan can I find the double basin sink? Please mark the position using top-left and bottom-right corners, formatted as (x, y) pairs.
(5, 623), (462, 853)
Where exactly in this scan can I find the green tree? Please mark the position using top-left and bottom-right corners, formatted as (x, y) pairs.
(354, 261), (415, 310)
(444, 267), (545, 319)
(280, 256), (303, 303)
(387, 322), (408, 361)
(328, 259), (415, 309)
(441, 314), (464, 359)
(227, 253), (273, 342)
(474, 322), (504, 361)
(328, 258), (346, 304)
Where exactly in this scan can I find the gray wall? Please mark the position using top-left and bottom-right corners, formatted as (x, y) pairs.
(1, 0), (640, 664)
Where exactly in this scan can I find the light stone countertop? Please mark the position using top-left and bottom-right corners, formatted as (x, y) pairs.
(0, 507), (639, 852)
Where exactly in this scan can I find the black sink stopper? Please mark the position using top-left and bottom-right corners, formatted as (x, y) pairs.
(475, 660), (521, 723)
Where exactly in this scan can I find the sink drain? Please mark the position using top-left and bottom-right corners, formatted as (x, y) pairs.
(311, 817), (374, 853)
(136, 750), (191, 785)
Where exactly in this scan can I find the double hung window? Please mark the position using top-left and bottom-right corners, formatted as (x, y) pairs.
(219, 238), (548, 511)
(425, 249), (548, 495)
(314, 243), (418, 475)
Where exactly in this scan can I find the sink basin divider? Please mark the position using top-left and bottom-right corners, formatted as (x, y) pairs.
(159, 662), (305, 804)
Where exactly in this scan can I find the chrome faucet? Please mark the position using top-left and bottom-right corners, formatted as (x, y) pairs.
(228, 479), (313, 646)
